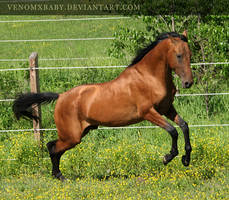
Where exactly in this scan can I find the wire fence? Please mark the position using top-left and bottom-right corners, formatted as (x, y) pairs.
(0, 57), (111, 62)
(1, 92), (229, 103)
(0, 62), (228, 72)
(1, 124), (229, 134)
(0, 37), (115, 43)
(0, 62), (228, 102)
(0, 16), (131, 23)
(0, 17), (228, 135)
(0, 18), (228, 166)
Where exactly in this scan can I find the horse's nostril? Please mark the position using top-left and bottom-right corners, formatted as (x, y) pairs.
(185, 82), (189, 87)
(184, 81), (192, 88)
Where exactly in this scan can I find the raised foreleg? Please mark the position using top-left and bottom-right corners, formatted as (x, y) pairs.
(165, 105), (192, 166)
(144, 108), (179, 165)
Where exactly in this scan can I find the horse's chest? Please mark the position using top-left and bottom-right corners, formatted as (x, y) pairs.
(155, 88), (176, 115)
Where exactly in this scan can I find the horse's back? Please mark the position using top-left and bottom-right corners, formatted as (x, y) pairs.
(55, 84), (98, 115)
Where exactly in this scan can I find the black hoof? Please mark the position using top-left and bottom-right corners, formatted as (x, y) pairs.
(58, 175), (66, 182)
(182, 155), (190, 166)
(54, 172), (66, 182)
(163, 154), (171, 165)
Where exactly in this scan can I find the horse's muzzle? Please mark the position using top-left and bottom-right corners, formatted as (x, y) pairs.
(182, 81), (193, 89)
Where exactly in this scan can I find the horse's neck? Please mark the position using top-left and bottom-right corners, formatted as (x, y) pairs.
(135, 42), (173, 87)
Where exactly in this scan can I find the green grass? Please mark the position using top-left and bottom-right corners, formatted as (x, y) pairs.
(0, 171), (228, 200)
(0, 16), (143, 60)
(0, 15), (228, 199)
(0, 127), (229, 199)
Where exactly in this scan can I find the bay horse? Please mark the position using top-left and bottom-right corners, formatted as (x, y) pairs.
(13, 31), (193, 180)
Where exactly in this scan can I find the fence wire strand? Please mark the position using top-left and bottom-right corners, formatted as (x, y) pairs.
(1, 92), (229, 102)
(0, 37), (115, 43)
(0, 62), (228, 72)
(0, 57), (111, 62)
(0, 16), (131, 23)
(0, 124), (229, 133)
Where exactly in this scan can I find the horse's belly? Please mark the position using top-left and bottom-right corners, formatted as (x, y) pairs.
(78, 83), (145, 126)
(85, 99), (142, 126)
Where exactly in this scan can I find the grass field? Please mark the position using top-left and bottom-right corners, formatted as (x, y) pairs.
(0, 15), (228, 199)
(0, 127), (229, 199)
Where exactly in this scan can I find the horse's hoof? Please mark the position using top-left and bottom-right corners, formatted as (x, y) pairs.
(182, 155), (190, 166)
(163, 154), (171, 165)
(54, 172), (66, 182)
(58, 175), (66, 182)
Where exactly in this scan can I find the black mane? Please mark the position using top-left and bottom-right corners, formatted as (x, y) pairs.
(128, 32), (188, 67)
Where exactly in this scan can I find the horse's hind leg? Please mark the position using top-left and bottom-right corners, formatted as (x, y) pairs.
(47, 140), (66, 180)
(47, 138), (80, 181)
(144, 108), (179, 165)
(47, 120), (98, 180)
(46, 115), (84, 180)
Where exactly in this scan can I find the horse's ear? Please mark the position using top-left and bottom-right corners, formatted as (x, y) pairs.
(182, 30), (188, 38)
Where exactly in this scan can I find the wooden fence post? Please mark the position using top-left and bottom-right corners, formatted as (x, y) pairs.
(29, 52), (42, 144)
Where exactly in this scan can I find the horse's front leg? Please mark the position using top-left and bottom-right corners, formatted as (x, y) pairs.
(144, 108), (179, 165)
(165, 105), (192, 166)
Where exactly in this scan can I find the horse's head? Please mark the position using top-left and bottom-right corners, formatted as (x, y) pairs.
(167, 31), (193, 88)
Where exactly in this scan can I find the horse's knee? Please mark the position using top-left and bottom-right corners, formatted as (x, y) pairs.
(166, 124), (178, 139)
(179, 119), (189, 132)
(47, 140), (57, 156)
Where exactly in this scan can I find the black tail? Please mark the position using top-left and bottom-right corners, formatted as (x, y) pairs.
(13, 92), (59, 121)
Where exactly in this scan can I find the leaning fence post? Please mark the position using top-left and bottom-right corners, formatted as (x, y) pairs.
(29, 52), (42, 144)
